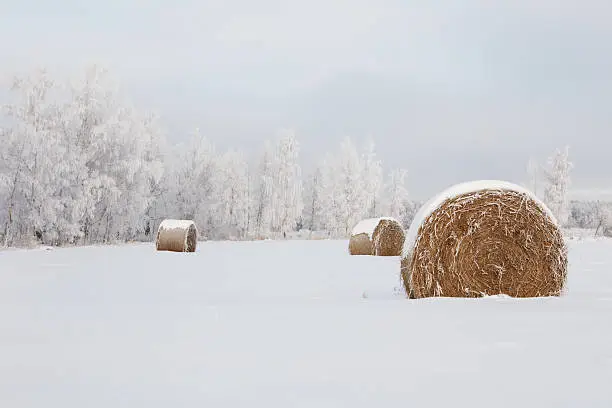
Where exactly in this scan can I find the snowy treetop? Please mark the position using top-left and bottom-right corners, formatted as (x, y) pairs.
(401, 180), (559, 260)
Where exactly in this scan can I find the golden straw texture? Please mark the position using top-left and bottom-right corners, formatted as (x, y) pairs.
(401, 189), (567, 298)
(372, 218), (405, 256)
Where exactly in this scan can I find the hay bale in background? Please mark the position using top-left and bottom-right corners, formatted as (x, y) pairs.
(401, 181), (568, 298)
(349, 217), (405, 256)
(156, 219), (198, 252)
(349, 232), (374, 255)
(372, 218), (405, 256)
(348, 218), (380, 255)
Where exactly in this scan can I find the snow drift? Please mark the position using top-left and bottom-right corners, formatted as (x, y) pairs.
(401, 180), (567, 298)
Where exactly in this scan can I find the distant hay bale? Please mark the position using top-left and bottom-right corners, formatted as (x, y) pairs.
(349, 232), (374, 255)
(349, 217), (405, 256)
(401, 181), (568, 298)
(156, 219), (198, 252)
(372, 218), (405, 256)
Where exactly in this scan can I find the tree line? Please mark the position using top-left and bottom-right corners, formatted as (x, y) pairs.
(0, 66), (413, 247)
(2, 66), (605, 247)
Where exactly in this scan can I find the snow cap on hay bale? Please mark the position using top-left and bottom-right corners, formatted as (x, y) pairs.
(156, 219), (198, 252)
(349, 217), (405, 256)
(401, 180), (568, 298)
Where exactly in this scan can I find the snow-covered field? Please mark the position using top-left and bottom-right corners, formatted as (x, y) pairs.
(1, 239), (611, 407)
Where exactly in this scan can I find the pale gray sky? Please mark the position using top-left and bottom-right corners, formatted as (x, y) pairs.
(2, 0), (611, 199)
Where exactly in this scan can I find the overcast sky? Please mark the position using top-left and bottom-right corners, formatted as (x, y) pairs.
(1, 0), (611, 200)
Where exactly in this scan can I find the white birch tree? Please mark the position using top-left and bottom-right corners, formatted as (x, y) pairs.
(361, 139), (383, 218)
(386, 168), (411, 226)
(270, 130), (303, 236)
(320, 137), (366, 237)
(0, 69), (65, 245)
(303, 166), (325, 233)
(162, 128), (217, 239)
(215, 149), (250, 239)
(252, 140), (275, 238)
(543, 146), (573, 226)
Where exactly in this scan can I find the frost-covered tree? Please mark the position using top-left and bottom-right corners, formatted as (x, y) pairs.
(1, 65), (167, 246)
(0, 66), (425, 246)
(361, 139), (383, 218)
(0, 69), (67, 246)
(215, 149), (250, 239)
(319, 137), (367, 236)
(313, 154), (337, 234)
(543, 146), (573, 226)
(161, 128), (217, 238)
(250, 131), (303, 238)
(270, 130), (303, 235)
(310, 137), (393, 237)
(526, 157), (540, 197)
(385, 168), (411, 226)
(252, 140), (275, 238)
(590, 201), (612, 237)
(303, 166), (325, 233)
(64, 66), (167, 243)
(116, 108), (166, 241)
(138, 113), (168, 238)
(568, 200), (599, 229)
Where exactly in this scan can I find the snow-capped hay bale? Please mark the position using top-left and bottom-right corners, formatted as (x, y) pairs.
(156, 219), (198, 253)
(372, 218), (405, 256)
(348, 218), (381, 255)
(349, 233), (374, 255)
(401, 181), (568, 298)
(349, 217), (404, 256)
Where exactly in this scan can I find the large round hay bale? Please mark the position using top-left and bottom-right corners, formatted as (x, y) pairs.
(156, 219), (198, 252)
(372, 218), (405, 256)
(401, 181), (568, 298)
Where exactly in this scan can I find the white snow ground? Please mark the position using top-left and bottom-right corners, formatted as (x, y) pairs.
(1, 239), (611, 407)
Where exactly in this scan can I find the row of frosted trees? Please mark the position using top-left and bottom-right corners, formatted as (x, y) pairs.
(1, 66), (584, 247)
(0, 66), (414, 247)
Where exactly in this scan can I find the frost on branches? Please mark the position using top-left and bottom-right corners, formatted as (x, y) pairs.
(361, 139), (383, 218)
(385, 169), (411, 227)
(252, 140), (275, 238)
(161, 129), (217, 238)
(0, 66), (165, 246)
(251, 131), (303, 238)
(543, 146), (573, 227)
(0, 66), (418, 247)
(270, 130), (303, 236)
(307, 137), (412, 238)
(320, 137), (368, 236)
(215, 149), (250, 239)
(303, 166), (325, 233)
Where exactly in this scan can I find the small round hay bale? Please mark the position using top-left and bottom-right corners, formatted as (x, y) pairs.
(349, 217), (405, 256)
(348, 218), (380, 255)
(349, 232), (374, 255)
(401, 180), (568, 298)
(372, 218), (405, 256)
(156, 219), (198, 252)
